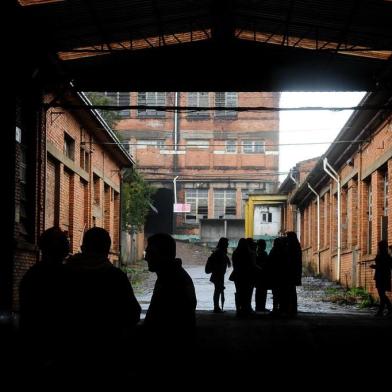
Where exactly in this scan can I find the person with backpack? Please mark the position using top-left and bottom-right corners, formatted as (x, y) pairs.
(205, 237), (231, 313)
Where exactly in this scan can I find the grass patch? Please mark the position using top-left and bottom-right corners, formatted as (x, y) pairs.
(323, 286), (376, 308)
(121, 259), (149, 290)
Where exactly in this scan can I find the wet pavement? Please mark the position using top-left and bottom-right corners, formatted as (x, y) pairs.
(135, 241), (374, 316)
(6, 240), (391, 387)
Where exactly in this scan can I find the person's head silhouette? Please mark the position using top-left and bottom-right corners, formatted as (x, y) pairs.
(81, 227), (111, 257)
(145, 233), (176, 272)
(217, 237), (229, 251)
(377, 240), (389, 256)
(38, 226), (70, 264)
(256, 239), (266, 252)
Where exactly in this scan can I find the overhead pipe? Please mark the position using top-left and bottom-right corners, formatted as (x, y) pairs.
(323, 157), (341, 282)
(307, 183), (320, 275)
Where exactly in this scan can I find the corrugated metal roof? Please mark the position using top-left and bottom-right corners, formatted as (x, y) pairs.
(16, 0), (392, 91)
(18, 0), (392, 59)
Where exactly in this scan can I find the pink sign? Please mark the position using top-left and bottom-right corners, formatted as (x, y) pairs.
(173, 203), (191, 213)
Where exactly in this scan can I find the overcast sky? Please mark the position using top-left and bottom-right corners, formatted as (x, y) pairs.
(278, 91), (366, 183)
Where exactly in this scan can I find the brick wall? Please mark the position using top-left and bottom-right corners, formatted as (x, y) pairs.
(45, 103), (123, 257)
(287, 116), (392, 298)
(116, 92), (280, 235)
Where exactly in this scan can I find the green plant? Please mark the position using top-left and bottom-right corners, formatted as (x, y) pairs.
(302, 262), (317, 277)
(122, 169), (156, 234)
(121, 260), (149, 289)
(84, 92), (121, 129)
(323, 286), (376, 307)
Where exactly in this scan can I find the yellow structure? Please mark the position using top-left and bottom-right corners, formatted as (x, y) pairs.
(244, 194), (288, 238)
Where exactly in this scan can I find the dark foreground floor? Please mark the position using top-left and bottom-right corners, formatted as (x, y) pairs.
(4, 311), (392, 388)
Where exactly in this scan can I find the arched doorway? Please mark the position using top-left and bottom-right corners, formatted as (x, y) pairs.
(145, 188), (174, 235)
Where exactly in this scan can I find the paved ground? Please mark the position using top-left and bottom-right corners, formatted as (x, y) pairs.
(4, 241), (391, 387)
(136, 241), (374, 316)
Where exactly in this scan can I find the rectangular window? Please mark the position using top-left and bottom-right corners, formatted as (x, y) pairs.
(136, 139), (165, 149)
(214, 189), (236, 218)
(261, 212), (272, 223)
(93, 174), (100, 205)
(241, 189), (248, 218)
(341, 187), (348, 249)
(215, 92), (238, 118)
(64, 133), (75, 161)
(225, 140), (237, 153)
(186, 140), (209, 149)
(185, 189), (208, 223)
(80, 147), (90, 172)
(137, 92), (166, 117)
(367, 180), (372, 254)
(242, 140), (265, 153)
(382, 171), (388, 241)
(104, 92), (130, 117)
(383, 171), (388, 217)
(187, 92), (209, 118)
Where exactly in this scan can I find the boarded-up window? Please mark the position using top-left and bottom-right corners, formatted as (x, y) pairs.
(104, 184), (111, 233)
(45, 157), (59, 229)
(81, 178), (88, 227)
(93, 174), (100, 205)
(62, 169), (71, 232)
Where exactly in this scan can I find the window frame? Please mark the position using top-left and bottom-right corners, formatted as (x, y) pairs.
(242, 140), (265, 154)
(137, 92), (166, 118)
(185, 189), (209, 223)
(214, 92), (238, 118)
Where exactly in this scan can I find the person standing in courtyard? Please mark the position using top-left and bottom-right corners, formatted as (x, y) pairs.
(19, 227), (70, 368)
(63, 227), (141, 372)
(205, 237), (231, 313)
(143, 233), (197, 338)
(255, 239), (270, 312)
(370, 240), (392, 317)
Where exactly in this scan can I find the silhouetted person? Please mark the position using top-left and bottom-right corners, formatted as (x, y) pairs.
(63, 227), (141, 371)
(229, 238), (255, 316)
(370, 240), (392, 317)
(144, 233), (197, 339)
(268, 236), (288, 315)
(255, 239), (270, 312)
(19, 227), (70, 368)
(284, 231), (302, 317)
(206, 237), (231, 313)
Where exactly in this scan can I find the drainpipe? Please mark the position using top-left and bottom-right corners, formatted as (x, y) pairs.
(323, 157), (341, 282)
(173, 176), (179, 204)
(289, 169), (298, 185)
(172, 93), (179, 235)
(174, 92), (179, 152)
(289, 169), (299, 236)
(307, 183), (320, 275)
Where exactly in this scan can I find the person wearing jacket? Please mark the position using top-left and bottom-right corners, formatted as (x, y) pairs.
(371, 240), (392, 317)
(206, 237), (231, 313)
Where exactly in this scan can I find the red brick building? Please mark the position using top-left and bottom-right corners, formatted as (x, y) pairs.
(115, 92), (280, 239)
(280, 91), (392, 297)
(13, 88), (133, 310)
(280, 157), (320, 236)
